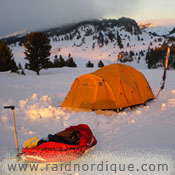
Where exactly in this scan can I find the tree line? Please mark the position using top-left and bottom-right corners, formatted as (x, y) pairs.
(0, 32), (105, 75)
(146, 43), (175, 69)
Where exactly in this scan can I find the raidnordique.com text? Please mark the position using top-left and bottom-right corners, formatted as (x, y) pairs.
(6, 161), (169, 173)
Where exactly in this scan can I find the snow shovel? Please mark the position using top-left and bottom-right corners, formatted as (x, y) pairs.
(4, 106), (19, 156)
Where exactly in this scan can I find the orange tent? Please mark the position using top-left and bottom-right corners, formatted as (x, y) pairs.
(61, 64), (154, 111)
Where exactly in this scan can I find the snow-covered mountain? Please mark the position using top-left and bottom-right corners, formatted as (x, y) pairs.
(1, 17), (175, 68)
(169, 27), (175, 37)
(143, 26), (174, 36)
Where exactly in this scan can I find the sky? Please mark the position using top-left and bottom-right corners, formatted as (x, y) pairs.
(0, 0), (175, 37)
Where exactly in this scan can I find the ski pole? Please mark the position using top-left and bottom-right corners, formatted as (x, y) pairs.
(4, 106), (19, 155)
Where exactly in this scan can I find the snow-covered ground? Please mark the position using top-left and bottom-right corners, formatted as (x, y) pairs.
(0, 66), (175, 175)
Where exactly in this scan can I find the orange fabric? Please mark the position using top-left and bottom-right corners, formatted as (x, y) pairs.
(61, 64), (154, 111)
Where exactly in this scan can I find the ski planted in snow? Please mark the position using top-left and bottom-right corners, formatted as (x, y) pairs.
(156, 47), (170, 98)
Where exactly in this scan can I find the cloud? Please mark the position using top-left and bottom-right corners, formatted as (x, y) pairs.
(94, 0), (139, 17)
(0, 0), (139, 37)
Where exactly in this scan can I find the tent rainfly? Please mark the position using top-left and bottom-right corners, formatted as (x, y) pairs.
(61, 64), (154, 111)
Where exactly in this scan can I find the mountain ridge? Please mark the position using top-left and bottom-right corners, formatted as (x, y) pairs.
(0, 17), (141, 45)
(1, 17), (175, 69)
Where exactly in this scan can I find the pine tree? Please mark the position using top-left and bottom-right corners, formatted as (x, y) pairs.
(117, 32), (123, 49)
(86, 61), (94, 68)
(24, 32), (51, 75)
(0, 40), (18, 72)
(18, 63), (22, 70)
(53, 57), (60, 67)
(98, 60), (104, 67)
(97, 32), (104, 47)
(25, 63), (29, 69)
(129, 50), (135, 57)
(58, 55), (66, 67)
(66, 54), (77, 67)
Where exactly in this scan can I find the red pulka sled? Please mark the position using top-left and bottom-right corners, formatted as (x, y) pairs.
(19, 124), (97, 163)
